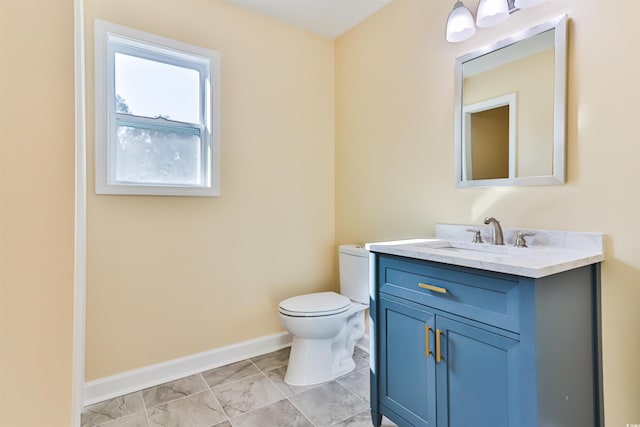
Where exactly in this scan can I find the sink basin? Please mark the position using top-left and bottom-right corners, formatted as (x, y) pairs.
(412, 240), (519, 257)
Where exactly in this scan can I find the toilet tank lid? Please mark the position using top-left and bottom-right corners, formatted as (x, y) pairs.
(339, 244), (369, 257)
(279, 291), (350, 315)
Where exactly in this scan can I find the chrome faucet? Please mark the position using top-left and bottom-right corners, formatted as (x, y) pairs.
(484, 217), (504, 245)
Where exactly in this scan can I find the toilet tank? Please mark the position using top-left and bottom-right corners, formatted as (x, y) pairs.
(339, 244), (370, 304)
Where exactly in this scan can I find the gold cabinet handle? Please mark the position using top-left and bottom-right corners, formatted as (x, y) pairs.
(418, 283), (448, 294)
(436, 329), (442, 363)
(425, 325), (430, 358)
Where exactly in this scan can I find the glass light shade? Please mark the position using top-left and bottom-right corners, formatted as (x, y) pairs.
(514, 0), (547, 8)
(476, 0), (509, 28)
(446, 1), (476, 43)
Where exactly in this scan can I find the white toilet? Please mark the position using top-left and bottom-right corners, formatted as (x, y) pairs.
(278, 244), (369, 386)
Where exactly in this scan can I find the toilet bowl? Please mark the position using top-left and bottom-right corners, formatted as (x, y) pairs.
(278, 245), (370, 386)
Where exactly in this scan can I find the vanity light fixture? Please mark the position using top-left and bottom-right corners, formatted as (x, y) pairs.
(445, 0), (548, 43)
(476, 0), (509, 28)
(445, 1), (476, 43)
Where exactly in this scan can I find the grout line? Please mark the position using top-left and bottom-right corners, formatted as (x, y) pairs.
(143, 405), (151, 427)
(209, 371), (268, 393)
(253, 363), (290, 400)
(228, 395), (289, 422)
(93, 409), (149, 427)
(328, 381), (370, 426)
(225, 356), (320, 426)
(246, 358), (262, 373)
(139, 377), (210, 411)
(285, 393), (318, 427)
(223, 360), (289, 420)
(206, 388), (230, 427)
(142, 389), (214, 413)
(200, 372), (231, 427)
(203, 360), (267, 390)
(139, 389), (151, 426)
(207, 364), (287, 422)
(87, 391), (149, 427)
(143, 386), (232, 427)
(247, 356), (321, 426)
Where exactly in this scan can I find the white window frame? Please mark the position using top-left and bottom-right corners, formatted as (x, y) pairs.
(94, 19), (220, 196)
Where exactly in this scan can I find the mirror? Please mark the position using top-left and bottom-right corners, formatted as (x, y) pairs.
(454, 15), (567, 188)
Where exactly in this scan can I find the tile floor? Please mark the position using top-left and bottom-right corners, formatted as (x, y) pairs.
(81, 347), (397, 427)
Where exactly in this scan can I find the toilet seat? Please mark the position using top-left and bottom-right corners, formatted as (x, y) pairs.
(278, 292), (350, 317)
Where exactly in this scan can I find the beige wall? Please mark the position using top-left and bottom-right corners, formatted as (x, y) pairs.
(0, 0), (76, 425)
(336, 0), (640, 425)
(84, 0), (335, 380)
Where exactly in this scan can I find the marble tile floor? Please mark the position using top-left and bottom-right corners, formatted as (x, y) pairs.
(81, 346), (397, 427)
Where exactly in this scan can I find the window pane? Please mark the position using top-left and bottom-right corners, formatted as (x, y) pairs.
(115, 53), (200, 123)
(115, 126), (202, 185)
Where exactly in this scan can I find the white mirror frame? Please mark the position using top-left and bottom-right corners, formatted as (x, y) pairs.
(454, 15), (568, 188)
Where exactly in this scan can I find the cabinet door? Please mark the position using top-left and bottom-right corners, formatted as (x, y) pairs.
(379, 297), (436, 426)
(435, 316), (520, 427)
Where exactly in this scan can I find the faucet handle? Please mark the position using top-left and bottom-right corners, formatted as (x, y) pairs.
(466, 228), (484, 244)
(514, 232), (535, 248)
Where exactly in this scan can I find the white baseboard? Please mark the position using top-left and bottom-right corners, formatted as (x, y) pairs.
(83, 331), (292, 406)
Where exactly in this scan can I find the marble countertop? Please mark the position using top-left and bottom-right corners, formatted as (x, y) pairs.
(365, 224), (605, 278)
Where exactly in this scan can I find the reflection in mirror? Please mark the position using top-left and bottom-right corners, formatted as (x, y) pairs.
(469, 106), (509, 179)
(454, 15), (567, 188)
(463, 93), (516, 180)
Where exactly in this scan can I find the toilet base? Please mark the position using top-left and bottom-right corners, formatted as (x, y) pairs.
(283, 307), (366, 386)
(284, 337), (356, 386)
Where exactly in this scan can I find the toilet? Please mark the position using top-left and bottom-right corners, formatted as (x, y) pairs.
(278, 244), (370, 386)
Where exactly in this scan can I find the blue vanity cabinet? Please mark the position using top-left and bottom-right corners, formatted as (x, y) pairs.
(377, 294), (521, 427)
(434, 315), (521, 427)
(370, 253), (602, 427)
(378, 296), (436, 426)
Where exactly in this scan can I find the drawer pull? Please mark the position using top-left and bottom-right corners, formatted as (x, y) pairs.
(418, 283), (448, 294)
(436, 329), (442, 363)
(425, 325), (430, 358)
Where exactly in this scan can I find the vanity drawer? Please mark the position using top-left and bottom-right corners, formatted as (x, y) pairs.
(377, 255), (521, 333)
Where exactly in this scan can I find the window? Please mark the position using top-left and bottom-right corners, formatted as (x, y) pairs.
(94, 20), (220, 196)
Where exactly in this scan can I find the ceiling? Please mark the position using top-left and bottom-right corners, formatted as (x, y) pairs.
(224, 0), (393, 39)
